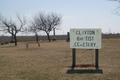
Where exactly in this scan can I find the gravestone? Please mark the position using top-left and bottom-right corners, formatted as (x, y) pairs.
(53, 28), (56, 41)
(10, 28), (15, 43)
(43, 40), (45, 42)
(53, 38), (56, 41)
(10, 35), (15, 43)
(26, 44), (29, 49)
(5, 36), (9, 44)
(66, 32), (70, 42)
(1, 35), (4, 45)
(38, 42), (40, 47)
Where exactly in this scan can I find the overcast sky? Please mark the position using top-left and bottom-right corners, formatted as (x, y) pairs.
(0, 0), (120, 36)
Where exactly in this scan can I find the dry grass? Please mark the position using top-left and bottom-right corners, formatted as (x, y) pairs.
(0, 39), (120, 80)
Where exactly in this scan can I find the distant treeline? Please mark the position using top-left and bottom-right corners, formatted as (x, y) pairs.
(0, 34), (120, 43)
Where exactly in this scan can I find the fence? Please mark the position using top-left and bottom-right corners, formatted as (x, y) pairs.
(0, 34), (120, 43)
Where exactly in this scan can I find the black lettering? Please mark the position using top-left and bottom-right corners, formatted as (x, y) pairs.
(78, 30), (95, 35)
(77, 36), (84, 41)
(92, 36), (94, 41)
(84, 31), (87, 35)
(85, 30), (95, 35)
(77, 42), (79, 47)
(74, 42), (80, 47)
(90, 42), (93, 47)
(90, 30), (95, 35)
(85, 36), (94, 41)
(83, 42), (85, 47)
(80, 37), (84, 41)
(86, 42), (89, 47)
(82, 42), (96, 47)
(93, 43), (96, 47)
(77, 36), (79, 41)
(90, 43), (96, 47)
(74, 42), (77, 47)
(76, 31), (79, 35)
(76, 31), (81, 35)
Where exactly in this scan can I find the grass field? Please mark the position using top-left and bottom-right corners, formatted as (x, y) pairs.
(0, 39), (120, 80)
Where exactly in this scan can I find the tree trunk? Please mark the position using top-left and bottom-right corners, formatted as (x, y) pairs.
(53, 28), (55, 38)
(47, 33), (51, 41)
(36, 34), (38, 43)
(14, 35), (17, 46)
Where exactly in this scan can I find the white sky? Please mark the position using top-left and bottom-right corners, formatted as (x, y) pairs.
(0, 0), (120, 36)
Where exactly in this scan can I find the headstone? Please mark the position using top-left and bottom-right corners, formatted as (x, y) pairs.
(43, 40), (45, 42)
(1, 35), (4, 45)
(26, 44), (29, 49)
(53, 28), (56, 41)
(38, 42), (40, 47)
(66, 32), (70, 42)
(5, 36), (9, 44)
(53, 38), (56, 41)
(10, 36), (15, 43)
(10, 28), (15, 43)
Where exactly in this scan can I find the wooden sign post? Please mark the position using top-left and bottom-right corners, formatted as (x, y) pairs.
(70, 28), (101, 68)
(95, 49), (99, 68)
(72, 48), (76, 67)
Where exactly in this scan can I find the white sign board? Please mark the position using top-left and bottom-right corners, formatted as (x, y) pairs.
(70, 28), (101, 49)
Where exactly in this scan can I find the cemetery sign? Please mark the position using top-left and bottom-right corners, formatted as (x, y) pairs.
(70, 28), (101, 49)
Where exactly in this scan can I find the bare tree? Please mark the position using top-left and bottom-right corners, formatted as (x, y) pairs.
(28, 16), (41, 43)
(30, 12), (62, 41)
(109, 0), (120, 15)
(109, 0), (120, 2)
(0, 14), (27, 46)
(38, 12), (62, 41)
